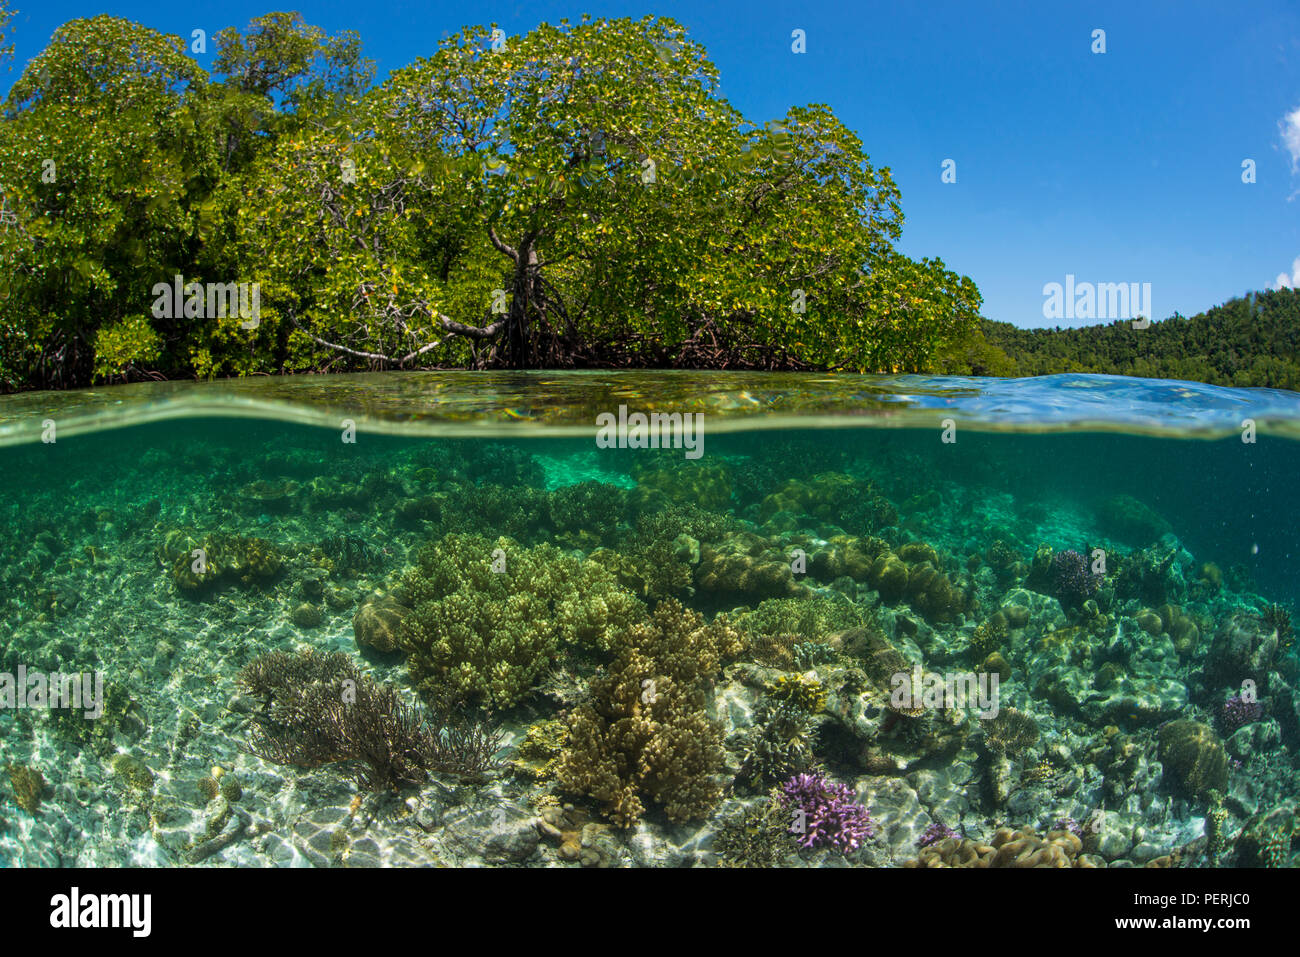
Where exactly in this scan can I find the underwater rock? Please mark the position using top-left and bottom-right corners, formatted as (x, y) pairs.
(292, 603), (324, 629)
(1157, 720), (1228, 799)
(1097, 494), (1173, 546)
(1204, 614), (1278, 690)
(353, 594), (410, 654)
(1235, 802), (1299, 868)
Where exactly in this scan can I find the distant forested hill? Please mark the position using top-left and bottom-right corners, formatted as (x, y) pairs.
(958, 288), (1300, 390)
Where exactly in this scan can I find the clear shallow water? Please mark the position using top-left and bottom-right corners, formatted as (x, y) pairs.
(0, 371), (1297, 867)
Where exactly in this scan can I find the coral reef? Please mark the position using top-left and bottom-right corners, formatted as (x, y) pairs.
(353, 594), (410, 654)
(713, 799), (799, 867)
(738, 701), (817, 786)
(238, 648), (501, 791)
(766, 674), (828, 714)
(905, 826), (1102, 868)
(7, 764), (45, 813)
(397, 533), (645, 708)
(555, 599), (741, 827)
(166, 532), (283, 595)
(1157, 719), (1228, 799)
(1049, 549), (1102, 609)
(777, 772), (875, 854)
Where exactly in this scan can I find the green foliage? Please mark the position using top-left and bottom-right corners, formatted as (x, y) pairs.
(0, 2), (14, 68)
(92, 315), (163, 381)
(983, 289), (1300, 389)
(0, 15), (218, 389)
(0, 12), (983, 390)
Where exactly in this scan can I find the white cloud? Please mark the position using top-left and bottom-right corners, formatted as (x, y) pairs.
(1274, 255), (1300, 289)
(1282, 106), (1300, 173)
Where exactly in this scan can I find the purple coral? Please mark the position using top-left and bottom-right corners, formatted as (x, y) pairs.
(1051, 549), (1101, 606)
(1052, 817), (1085, 838)
(778, 772), (875, 854)
(1218, 693), (1262, 736)
(918, 820), (960, 848)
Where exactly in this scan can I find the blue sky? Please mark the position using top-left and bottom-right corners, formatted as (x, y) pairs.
(4, 0), (1299, 328)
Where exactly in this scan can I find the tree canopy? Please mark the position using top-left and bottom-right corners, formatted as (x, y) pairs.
(2, 11), (984, 391)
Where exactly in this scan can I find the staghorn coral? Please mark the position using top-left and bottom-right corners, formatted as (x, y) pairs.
(398, 533), (645, 708)
(238, 648), (500, 791)
(555, 599), (742, 828)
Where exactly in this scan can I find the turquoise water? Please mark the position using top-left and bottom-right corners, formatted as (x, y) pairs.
(0, 371), (1297, 867)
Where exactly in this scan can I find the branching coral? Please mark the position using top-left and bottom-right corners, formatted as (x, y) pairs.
(1049, 549), (1102, 609)
(982, 708), (1040, 757)
(766, 674), (828, 714)
(713, 799), (799, 867)
(555, 599), (742, 827)
(777, 772), (874, 854)
(238, 648), (500, 791)
(738, 700), (817, 786)
(397, 533), (645, 708)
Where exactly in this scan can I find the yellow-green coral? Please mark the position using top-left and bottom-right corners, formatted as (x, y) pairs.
(111, 752), (156, 792)
(7, 764), (44, 813)
(167, 532), (283, 594)
(766, 674), (828, 714)
(509, 719), (568, 781)
(1157, 719), (1228, 798)
(968, 613), (1008, 662)
(398, 533), (645, 709)
(555, 599), (742, 828)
